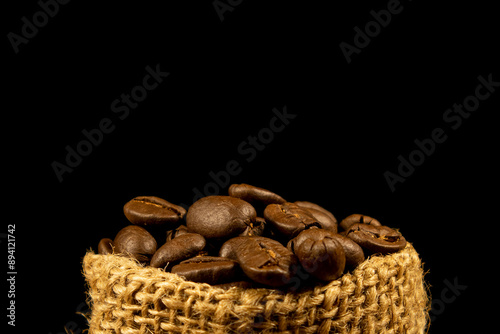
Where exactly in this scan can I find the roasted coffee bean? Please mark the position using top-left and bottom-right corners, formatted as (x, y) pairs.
(345, 223), (406, 254)
(264, 202), (321, 239)
(307, 207), (338, 232)
(150, 233), (206, 268)
(235, 236), (298, 287)
(123, 196), (186, 226)
(294, 203), (338, 233)
(114, 225), (157, 263)
(98, 238), (114, 255)
(229, 183), (286, 206)
(294, 201), (337, 224)
(239, 217), (266, 237)
(102, 185), (410, 287)
(339, 214), (381, 231)
(287, 228), (345, 281)
(171, 256), (240, 285)
(166, 224), (190, 242)
(219, 236), (250, 260)
(186, 196), (257, 239)
(329, 233), (364, 270)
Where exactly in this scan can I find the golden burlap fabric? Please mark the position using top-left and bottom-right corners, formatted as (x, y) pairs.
(82, 243), (429, 334)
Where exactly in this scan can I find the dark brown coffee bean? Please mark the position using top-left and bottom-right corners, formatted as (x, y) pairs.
(339, 214), (381, 231)
(186, 196), (257, 239)
(171, 256), (240, 285)
(235, 236), (298, 287)
(113, 225), (157, 263)
(219, 236), (250, 260)
(329, 233), (365, 270)
(166, 224), (190, 242)
(287, 229), (345, 281)
(302, 207), (338, 233)
(98, 238), (114, 255)
(238, 217), (266, 237)
(294, 201), (337, 224)
(228, 183), (286, 206)
(123, 196), (186, 226)
(150, 233), (206, 268)
(263, 202), (321, 239)
(345, 223), (406, 254)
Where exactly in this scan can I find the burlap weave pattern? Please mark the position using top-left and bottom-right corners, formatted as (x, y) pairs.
(82, 243), (429, 334)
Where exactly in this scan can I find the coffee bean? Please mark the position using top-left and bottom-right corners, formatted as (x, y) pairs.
(239, 217), (266, 237)
(113, 225), (157, 263)
(235, 236), (298, 287)
(171, 256), (240, 285)
(294, 201), (337, 225)
(166, 224), (190, 242)
(263, 202), (321, 239)
(229, 183), (286, 206)
(329, 233), (364, 270)
(219, 236), (250, 260)
(123, 196), (186, 226)
(100, 184), (410, 287)
(287, 228), (345, 281)
(98, 238), (114, 255)
(150, 233), (206, 268)
(345, 223), (406, 254)
(186, 196), (257, 239)
(299, 206), (338, 233)
(339, 214), (381, 231)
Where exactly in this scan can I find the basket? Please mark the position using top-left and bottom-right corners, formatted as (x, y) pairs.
(82, 242), (429, 334)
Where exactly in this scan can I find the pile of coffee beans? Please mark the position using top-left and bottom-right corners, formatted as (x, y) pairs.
(97, 184), (407, 290)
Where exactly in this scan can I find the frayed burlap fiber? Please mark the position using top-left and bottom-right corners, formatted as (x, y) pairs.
(82, 243), (429, 334)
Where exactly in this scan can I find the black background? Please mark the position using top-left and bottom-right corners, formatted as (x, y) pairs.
(4, 1), (499, 333)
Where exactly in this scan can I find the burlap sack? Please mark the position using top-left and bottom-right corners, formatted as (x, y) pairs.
(82, 243), (429, 334)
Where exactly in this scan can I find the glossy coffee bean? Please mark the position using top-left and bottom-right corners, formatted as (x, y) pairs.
(238, 217), (266, 237)
(123, 196), (186, 226)
(339, 214), (381, 231)
(228, 183), (286, 206)
(303, 207), (338, 233)
(186, 196), (257, 239)
(171, 256), (240, 285)
(219, 236), (250, 260)
(345, 223), (406, 254)
(294, 201), (337, 224)
(166, 224), (190, 242)
(150, 233), (206, 268)
(98, 238), (114, 255)
(329, 233), (365, 270)
(264, 202), (321, 239)
(287, 228), (345, 281)
(235, 236), (298, 287)
(113, 225), (157, 263)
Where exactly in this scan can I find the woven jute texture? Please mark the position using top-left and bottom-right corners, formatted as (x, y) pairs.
(82, 243), (429, 334)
